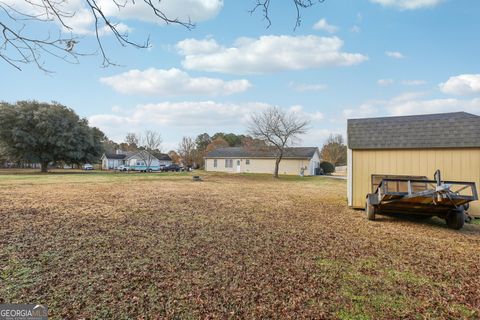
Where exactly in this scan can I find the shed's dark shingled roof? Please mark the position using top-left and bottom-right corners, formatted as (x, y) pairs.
(348, 112), (480, 150)
(205, 147), (318, 159)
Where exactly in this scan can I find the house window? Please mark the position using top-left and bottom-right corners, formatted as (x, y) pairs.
(225, 159), (233, 168)
(213, 159), (217, 168)
(246, 159), (250, 165)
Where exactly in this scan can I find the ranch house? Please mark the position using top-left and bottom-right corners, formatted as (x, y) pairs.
(205, 147), (321, 176)
(101, 150), (172, 170)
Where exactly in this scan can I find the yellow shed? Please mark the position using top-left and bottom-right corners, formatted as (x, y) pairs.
(347, 112), (480, 217)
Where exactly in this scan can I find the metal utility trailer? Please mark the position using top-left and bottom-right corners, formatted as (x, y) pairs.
(365, 170), (478, 230)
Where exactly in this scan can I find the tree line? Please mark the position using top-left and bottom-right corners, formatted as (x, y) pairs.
(0, 101), (347, 176)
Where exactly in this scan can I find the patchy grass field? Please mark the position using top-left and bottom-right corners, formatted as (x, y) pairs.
(1, 171), (480, 319)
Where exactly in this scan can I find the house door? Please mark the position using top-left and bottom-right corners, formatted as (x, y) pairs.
(236, 160), (241, 173)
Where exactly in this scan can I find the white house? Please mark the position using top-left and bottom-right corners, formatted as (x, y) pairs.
(101, 150), (172, 170)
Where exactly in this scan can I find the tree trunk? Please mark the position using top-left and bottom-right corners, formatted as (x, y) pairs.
(274, 158), (281, 178)
(40, 161), (49, 173)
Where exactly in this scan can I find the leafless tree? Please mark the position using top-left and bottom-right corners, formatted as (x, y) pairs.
(1, 0), (325, 71)
(125, 132), (140, 147)
(177, 136), (196, 168)
(248, 106), (309, 178)
(250, 0), (325, 30)
(136, 130), (162, 170)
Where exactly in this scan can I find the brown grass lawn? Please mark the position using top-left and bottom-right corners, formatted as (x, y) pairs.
(1, 171), (480, 319)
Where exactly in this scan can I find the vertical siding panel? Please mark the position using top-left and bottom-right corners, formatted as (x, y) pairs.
(461, 150), (469, 181)
(397, 150), (404, 175)
(389, 150), (396, 175)
(419, 150), (427, 176)
(361, 151), (368, 202)
(369, 151), (376, 191)
(353, 151), (359, 206)
(435, 150), (443, 178)
(429, 150), (435, 176)
(352, 151), (359, 207)
(444, 149), (453, 180)
(379, 151), (384, 174)
(470, 149), (480, 215)
(359, 151), (367, 206)
(405, 150), (413, 175)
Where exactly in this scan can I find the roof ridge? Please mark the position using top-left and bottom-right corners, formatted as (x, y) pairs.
(348, 111), (479, 122)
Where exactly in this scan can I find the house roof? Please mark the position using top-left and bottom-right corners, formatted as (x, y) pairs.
(205, 147), (319, 159)
(103, 151), (172, 161)
(152, 153), (172, 161)
(347, 112), (480, 150)
(103, 153), (128, 160)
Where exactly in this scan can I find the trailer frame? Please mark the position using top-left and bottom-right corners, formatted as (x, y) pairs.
(365, 170), (478, 229)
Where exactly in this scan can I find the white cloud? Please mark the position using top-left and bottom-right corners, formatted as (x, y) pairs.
(370, 0), (443, 9)
(89, 101), (326, 143)
(439, 74), (480, 95)
(387, 96), (480, 116)
(176, 35), (368, 74)
(100, 68), (251, 96)
(343, 104), (378, 119)
(89, 101), (266, 129)
(385, 51), (405, 59)
(377, 79), (394, 86)
(313, 19), (338, 33)
(343, 91), (480, 119)
(302, 128), (344, 147)
(111, 105), (123, 113)
(176, 38), (222, 55)
(2, 0), (222, 35)
(288, 105), (324, 121)
(97, 0), (223, 24)
(289, 82), (326, 92)
(401, 79), (427, 86)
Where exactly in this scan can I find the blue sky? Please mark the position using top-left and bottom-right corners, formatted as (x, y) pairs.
(1, 0), (479, 151)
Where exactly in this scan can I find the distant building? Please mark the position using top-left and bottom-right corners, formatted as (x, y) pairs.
(101, 150), (172, 170)
(205, 147), (321, 176)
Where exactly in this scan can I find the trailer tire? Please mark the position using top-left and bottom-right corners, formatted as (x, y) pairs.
(365, 201), (376, 221)
(446, 209), (465, 230)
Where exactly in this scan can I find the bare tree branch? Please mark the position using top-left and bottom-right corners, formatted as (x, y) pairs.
(250, 0), (325, 30)
(0, 0), (194, 71)
(0, 0), (325, 71)
(136, 130), (162, 170)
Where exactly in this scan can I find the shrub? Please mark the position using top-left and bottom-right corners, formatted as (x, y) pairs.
(320, 161), (335, 174)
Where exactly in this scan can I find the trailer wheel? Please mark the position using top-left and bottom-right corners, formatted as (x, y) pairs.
(446, 209), (465, 230)
(365, 201), (376, 221)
